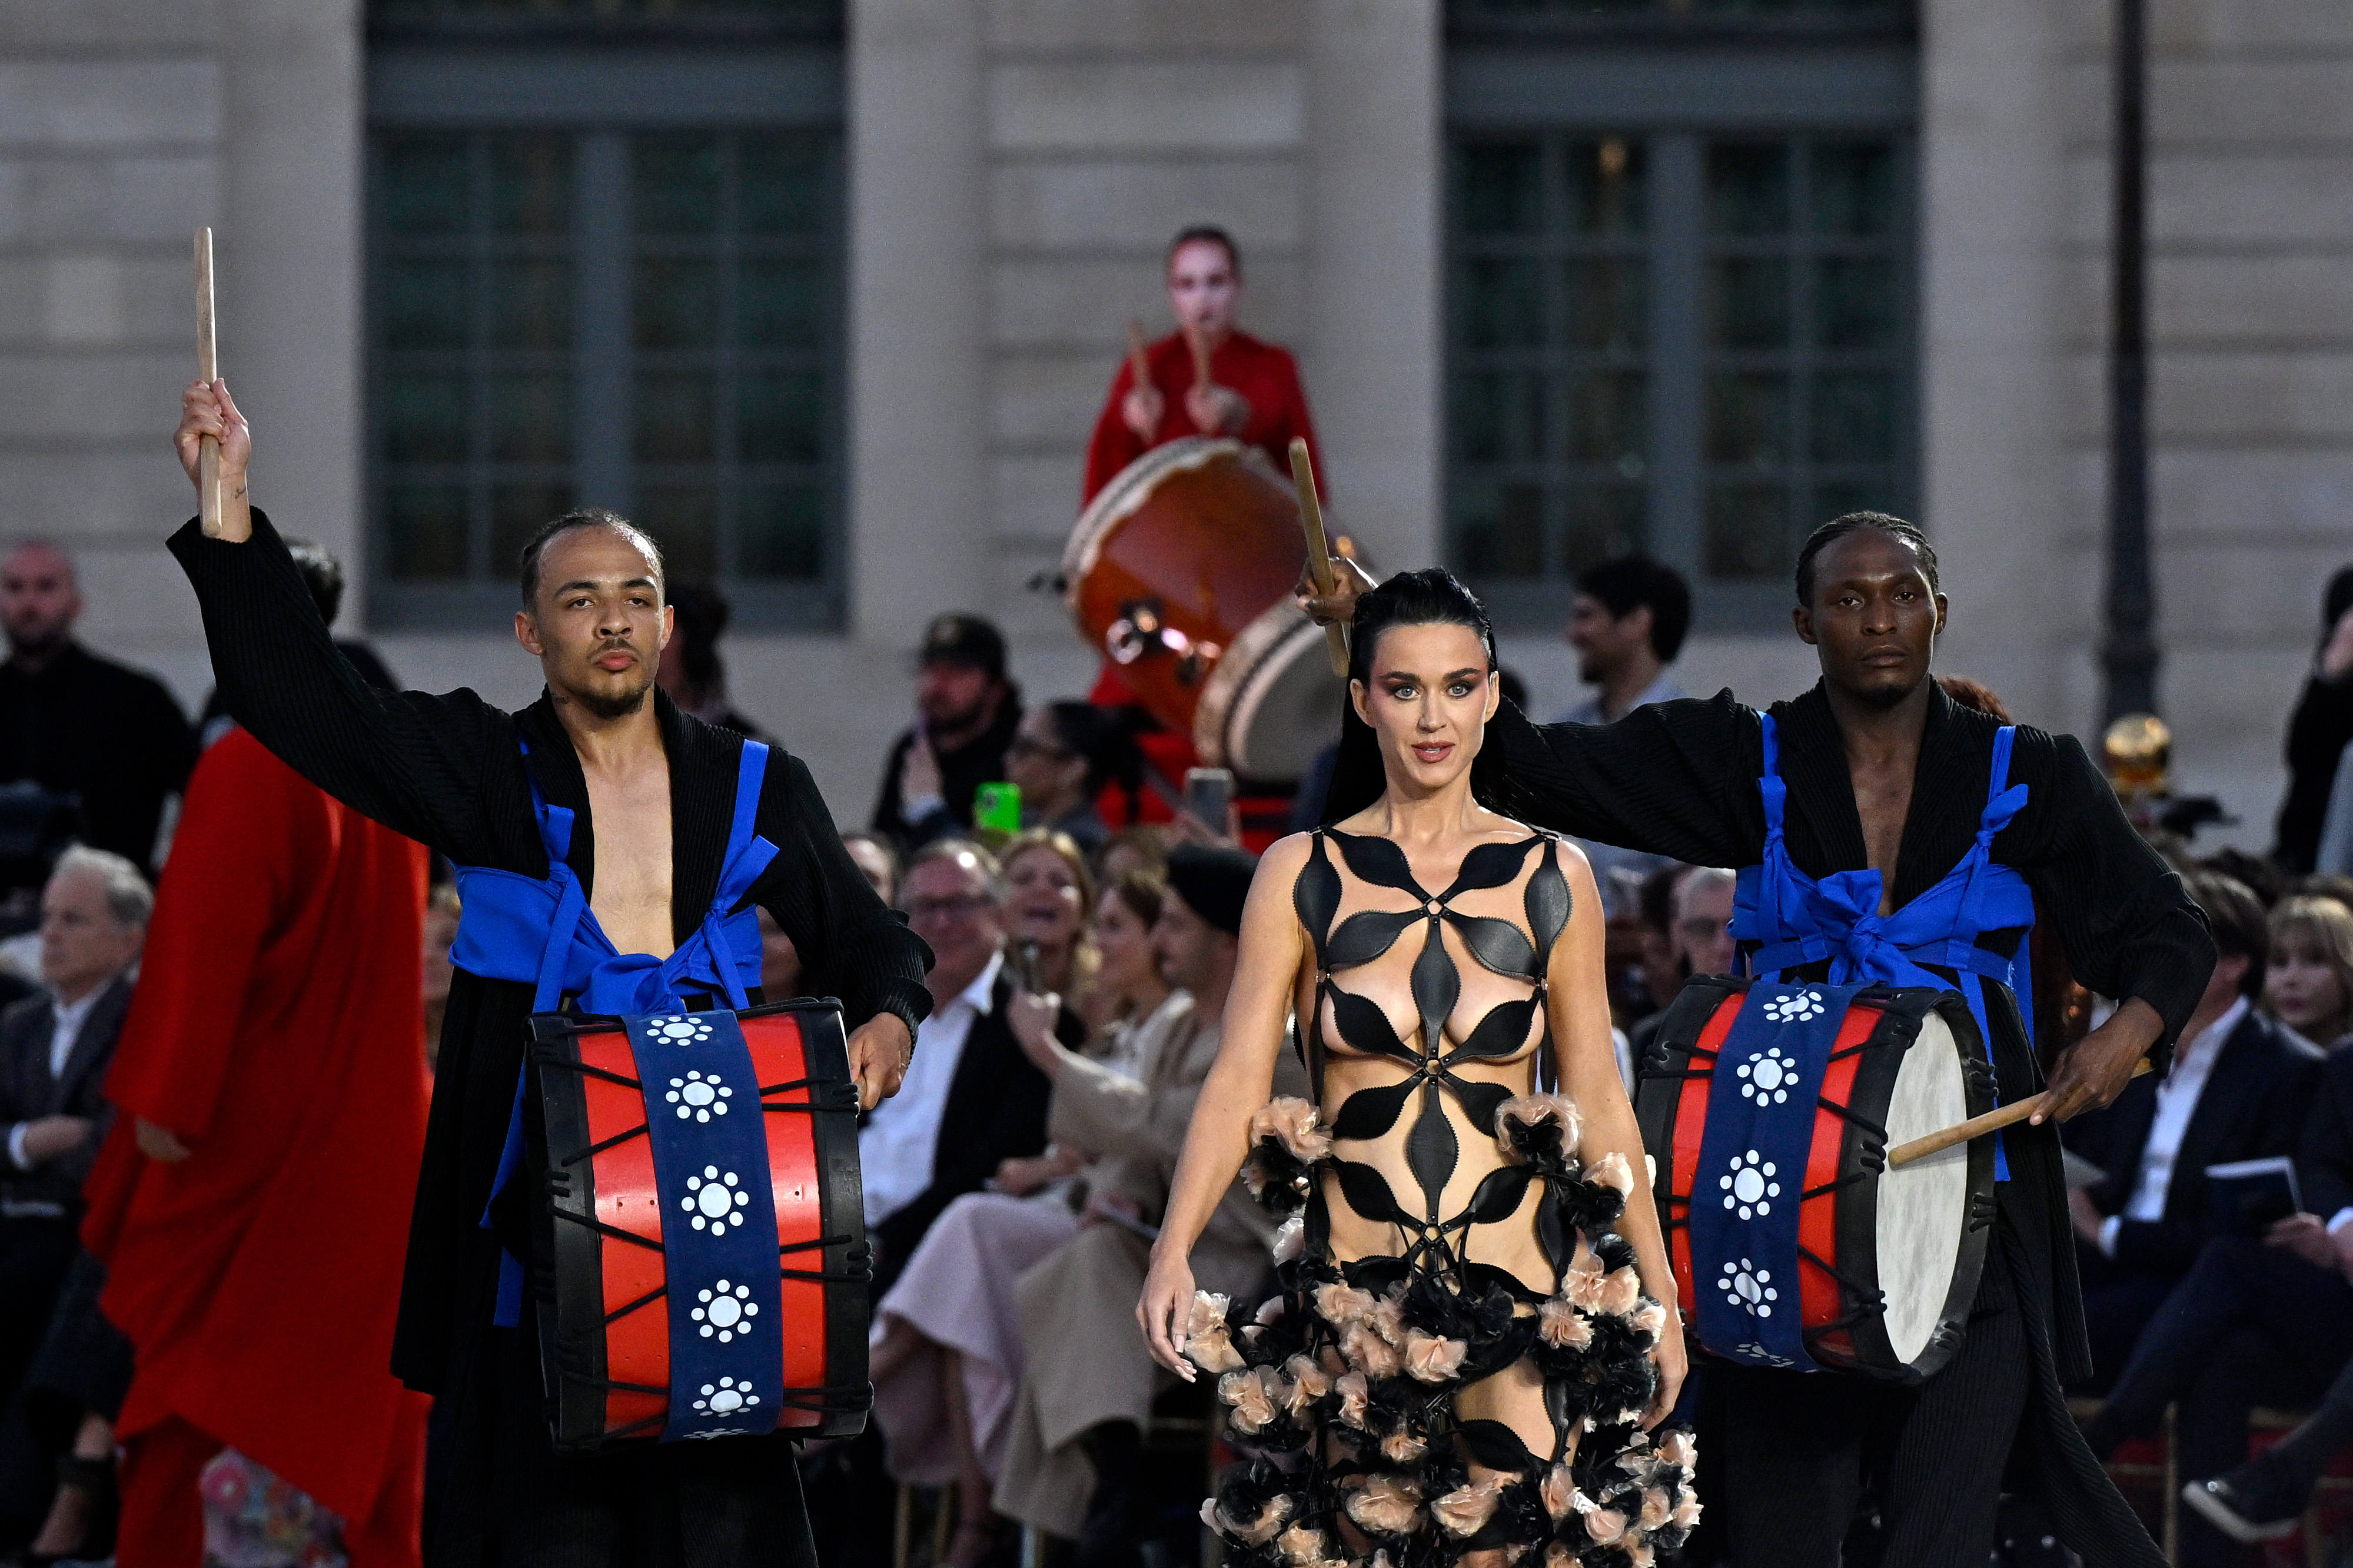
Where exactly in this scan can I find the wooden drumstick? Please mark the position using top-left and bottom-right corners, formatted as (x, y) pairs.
(1289, 438), (1350, 678)
(1887, 1058), (2152, 1168)
(1127, 318), (1152, 393)
(195, 227), (223, 537)
(1184, 322), (1212, 397)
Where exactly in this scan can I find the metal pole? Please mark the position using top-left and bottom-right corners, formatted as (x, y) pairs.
(2102, 0), (2157, 722)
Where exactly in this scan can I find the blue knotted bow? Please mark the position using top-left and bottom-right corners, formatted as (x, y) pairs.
(451, 733), (780, 1323)
(1731, 715), (2036, 1180)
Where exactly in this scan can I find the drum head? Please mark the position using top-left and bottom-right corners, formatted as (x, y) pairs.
(1195, 603), (1344, 783)
(1874, 1009), (1972, 1367)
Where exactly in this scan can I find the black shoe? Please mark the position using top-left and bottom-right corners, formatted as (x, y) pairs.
(1071, 1423), (1143, 1568)
(2181, 1469), (2302, 1545)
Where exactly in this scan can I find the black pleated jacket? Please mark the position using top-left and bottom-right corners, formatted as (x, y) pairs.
(1331, 677), (2216, 1379)
(168, 513), (934, 1400)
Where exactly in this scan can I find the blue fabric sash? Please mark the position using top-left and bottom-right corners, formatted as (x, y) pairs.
(452, 734), (780, 1326)
(623, 1008), (786, 1440)
(1731, 714), (2032, 1182)
(1690, 981), (1872, 1370)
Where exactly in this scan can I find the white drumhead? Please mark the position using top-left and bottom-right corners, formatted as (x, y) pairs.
(1875, 1010), (1971, 1367)
(1217, 613), (1345, 783)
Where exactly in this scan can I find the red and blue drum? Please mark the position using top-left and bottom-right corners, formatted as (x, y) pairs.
(529, 998), (869, 1449)
(1634, 976), (1997, 1384)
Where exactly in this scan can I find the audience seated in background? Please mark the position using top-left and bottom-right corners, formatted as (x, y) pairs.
(2083, 1035), (2353, 1566)
(2066, 871), (2327, 1388)
(2264, 894), (2353, 1052)
(861, 839), (1070, 1294)
(1007, 702), (1143, 855)
(0, 848), (146, 1552)
(999, 830), (1096, 1001)
(0, 544), (195, 884)
(866, 872), (1175, 1568)
(872, 616), (1022, 851)
(1626, 866), (1738, 1084)
(996, 845), (1307, 1568)
(842, 830), (902, 906)
(1094, 825), (1168, 891)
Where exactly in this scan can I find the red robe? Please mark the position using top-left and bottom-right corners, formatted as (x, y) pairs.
(1081, 329), (1325, 794)
(83, 726), (431, 1563)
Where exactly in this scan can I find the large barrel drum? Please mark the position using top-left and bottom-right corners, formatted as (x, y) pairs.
(1063, 437), (1344, 783)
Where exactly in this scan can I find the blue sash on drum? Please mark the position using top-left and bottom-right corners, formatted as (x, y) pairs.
(451, 736), (779, 1328)
(1689, 979), (1871, 1370)
(1731, 714), (2034, 1187)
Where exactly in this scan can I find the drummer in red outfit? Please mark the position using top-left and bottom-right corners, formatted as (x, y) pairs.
(1080, 227), (1325, 772)
(81, 541), (432, 1568)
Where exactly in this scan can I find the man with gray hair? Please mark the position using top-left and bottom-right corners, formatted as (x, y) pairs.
(0, 846), (146, 1484)
(0, 544), (195, 879)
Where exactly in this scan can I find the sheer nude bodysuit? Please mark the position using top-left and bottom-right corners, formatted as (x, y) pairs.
(1294, 825), (1571, 1461)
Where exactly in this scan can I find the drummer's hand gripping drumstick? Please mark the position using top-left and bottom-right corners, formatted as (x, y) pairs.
(1289, 438), (1351, 678)
(195, 227), (224, 538)
(1886, 1057), (2153, 1168)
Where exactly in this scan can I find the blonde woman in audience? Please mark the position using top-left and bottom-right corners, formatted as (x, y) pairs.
(866, 869), (1191, 1568)
(2265, 894), (2353, 1051)
(1002, 829), (1096, 1001)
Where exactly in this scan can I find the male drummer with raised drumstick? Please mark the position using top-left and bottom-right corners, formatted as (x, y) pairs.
(1300, 512), (2212, 1568)
(167, 380), (932, 1567)
(1082, 228), (1326, 788)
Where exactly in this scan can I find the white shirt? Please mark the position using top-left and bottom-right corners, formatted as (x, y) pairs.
(2100, 994), (2249, 1256)
(859, 949), (1002, 1229)
(8, 985), (106, 1172)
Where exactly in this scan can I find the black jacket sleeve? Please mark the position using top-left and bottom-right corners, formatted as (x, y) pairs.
(2020, 736), (2214, 1067)
(753, 750), (932, 1041)
(168, 512), (509, 865)
(1488, 692), (1765, 865)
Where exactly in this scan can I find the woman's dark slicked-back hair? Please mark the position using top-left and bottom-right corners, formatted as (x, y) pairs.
(1166, 224), (1241, 278)
(1793, 511), (1939, 607)
(1348, 568), (1498, 688)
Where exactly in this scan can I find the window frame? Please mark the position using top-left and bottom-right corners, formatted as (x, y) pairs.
(1445, 42), (1918, 633)
(365, 42), (848, 632)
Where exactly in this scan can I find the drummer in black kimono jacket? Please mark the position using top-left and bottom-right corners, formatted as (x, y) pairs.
(165, 386), (932, 1568)
(1304, 524), (2212, 1568)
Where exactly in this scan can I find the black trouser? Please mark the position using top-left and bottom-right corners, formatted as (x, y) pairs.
(2071, 1240), (2186, 1394)
(1713, 1227), (2030, 1567)
(0, 1215), (78, 1544)
(2247, 1356), (2353, 1505)
(2083, 1235), (2353, 1568)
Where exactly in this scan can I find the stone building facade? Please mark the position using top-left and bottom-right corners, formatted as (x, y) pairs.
(0, 0), (2345, 848)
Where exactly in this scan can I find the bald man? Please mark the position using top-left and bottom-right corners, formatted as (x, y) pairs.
(0, 544), (196, 877)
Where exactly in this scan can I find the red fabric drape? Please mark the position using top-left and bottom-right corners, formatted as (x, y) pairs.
(85, 727), (430, 1561)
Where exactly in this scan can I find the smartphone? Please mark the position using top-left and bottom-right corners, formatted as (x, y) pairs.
(975, 780), (1022, 835)
(1183, 766), (1234, 832)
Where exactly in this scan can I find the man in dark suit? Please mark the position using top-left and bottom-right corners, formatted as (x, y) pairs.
(818, 837), (1064, 1568)
(860, 837), (1067, 1292)
(2083, 1041), (2353, 1564)
(0, 846), (146, 1540)
(2066, 871), (2327, 1388)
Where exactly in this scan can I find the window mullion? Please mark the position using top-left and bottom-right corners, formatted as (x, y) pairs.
(1648, 132), (1703, 585)
(575, 131), (632, 514)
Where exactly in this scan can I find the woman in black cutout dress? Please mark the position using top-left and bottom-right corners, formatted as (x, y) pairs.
(1138, 572), (1695, 1568)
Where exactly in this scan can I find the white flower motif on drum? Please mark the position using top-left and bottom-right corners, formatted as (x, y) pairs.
(692, 1280), (760, 1343)
(693, 1375), (761, 1415)
(1760, 989), (1826, 1024)
(1719, 1150), (1780, 1220)
(1718, 1258), (1777, 1318)
(644, 1015), (714, 1045)
(1736, 1045), (1796, 1105)
(667, 1068), (734, 1122)
(682, 1165), (752, 1231)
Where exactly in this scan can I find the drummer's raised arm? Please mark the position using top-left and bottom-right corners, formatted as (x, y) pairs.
(167, 384), (501, 863)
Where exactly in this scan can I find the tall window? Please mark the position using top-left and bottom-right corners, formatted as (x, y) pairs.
(1446, 2), (1915, 629)
(367, 1), (843, 628)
